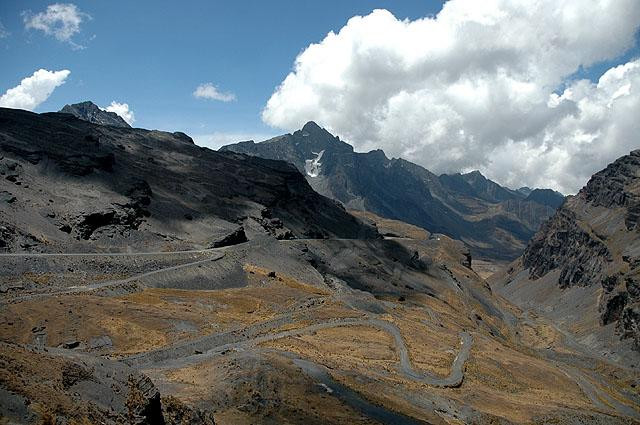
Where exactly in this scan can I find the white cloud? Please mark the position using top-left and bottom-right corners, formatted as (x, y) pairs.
(23, 3), (90, 48)
(193, 83), (236, 102)
(0, 69), (70, 111)
(490, 60), (640, 193)
(103, 101), (135, 125)
(0, 21), (9, 38)
(193, 132), (275, 150)
(262, 1), (640, 193)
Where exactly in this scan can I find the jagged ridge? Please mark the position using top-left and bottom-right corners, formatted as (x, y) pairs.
(59, 101), (131, 128)
(0, 109), (378, 253)
(221, 121), (565, 261)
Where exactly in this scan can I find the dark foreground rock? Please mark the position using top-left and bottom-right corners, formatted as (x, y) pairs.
(209, 226), (248, 248)
(0, 343), (213, 424)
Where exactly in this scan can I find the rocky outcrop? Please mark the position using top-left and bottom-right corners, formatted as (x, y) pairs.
(520, 149), (640, 350)
(255, 207), (295, 239)
(0, 344), (159, 424)
(619, 304), (640, 349)
(74, 204), (147, 239)
(523, 209), (611, 288)
(581, 150), (640, 231)
(582, 151), (640, 208)
(209, 226), (248, 248)
(125, 373), (164, 425)
(60, 101), (131, 128)
(600, 292), (628, 325)
(0, 343), (217, 424)
(71, 179), (153, 240)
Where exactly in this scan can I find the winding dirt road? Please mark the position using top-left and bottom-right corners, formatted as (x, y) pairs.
(127, 316), (473, 388)
(518, 311), (640, 419)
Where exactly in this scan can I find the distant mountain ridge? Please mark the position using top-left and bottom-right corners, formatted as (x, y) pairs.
(59, 101), (131, 128)
(524, 188), (566, 209)
(221, 121), (565, 260)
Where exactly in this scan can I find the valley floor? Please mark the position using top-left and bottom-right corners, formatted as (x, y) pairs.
(1, 232), (638, 424)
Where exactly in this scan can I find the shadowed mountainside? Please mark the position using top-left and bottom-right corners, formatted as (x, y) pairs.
(0, 108), (377, 253)
(221, 121), (564, 260)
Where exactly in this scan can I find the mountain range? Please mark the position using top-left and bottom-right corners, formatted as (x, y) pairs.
(221, 121), (564, 261)
(0, 107), (375, 254)
(1, 102), (638, 424)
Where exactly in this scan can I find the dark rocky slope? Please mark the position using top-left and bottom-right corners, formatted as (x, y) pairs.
(0, 108), (377, 253)
(221, 122), (564, 260)
(494, 150), (640, 360)
(524, 188), (566, 209)
(0, 343), (215, 424)
(60, 101), (132, 128)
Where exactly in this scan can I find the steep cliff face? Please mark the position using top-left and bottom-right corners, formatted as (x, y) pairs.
(523, 208), (612, 288)
(516, 150), (640, 352)
(582, 150), (640, 230)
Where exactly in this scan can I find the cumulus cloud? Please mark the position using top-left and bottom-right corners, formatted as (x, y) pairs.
(491, 61), (640, 193)
(23, 3), (90, 48)
(193, 132), (276, 150)
(103, 101), (135, 125)
(193, 83), (236, 102)
(0, 69), (70, 111)
(262, 0), (640, 193)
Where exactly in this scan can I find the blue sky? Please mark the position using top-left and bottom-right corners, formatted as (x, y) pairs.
(1, 1), (639, 193)
(0, 1), (447, 136)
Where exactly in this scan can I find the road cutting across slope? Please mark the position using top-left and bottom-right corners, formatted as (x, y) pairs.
(3, 252), (226, 303)
(127, 316), (473, 388)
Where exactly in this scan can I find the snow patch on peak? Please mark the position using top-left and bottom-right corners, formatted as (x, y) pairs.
(305, 150), (325, 178)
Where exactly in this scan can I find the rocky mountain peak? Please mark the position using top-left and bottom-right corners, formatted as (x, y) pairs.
(301, 121), (322, 132)
(365, 149), (388, 162)
(294, 121), (348, 147)
(579, 150), (640, 213)
(222, 125), (563, 261)
(439, 170), (521, 204)
(59, 101), (131, 128)
(464, 170), (483, 178)
(284, 123), (353, 155)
